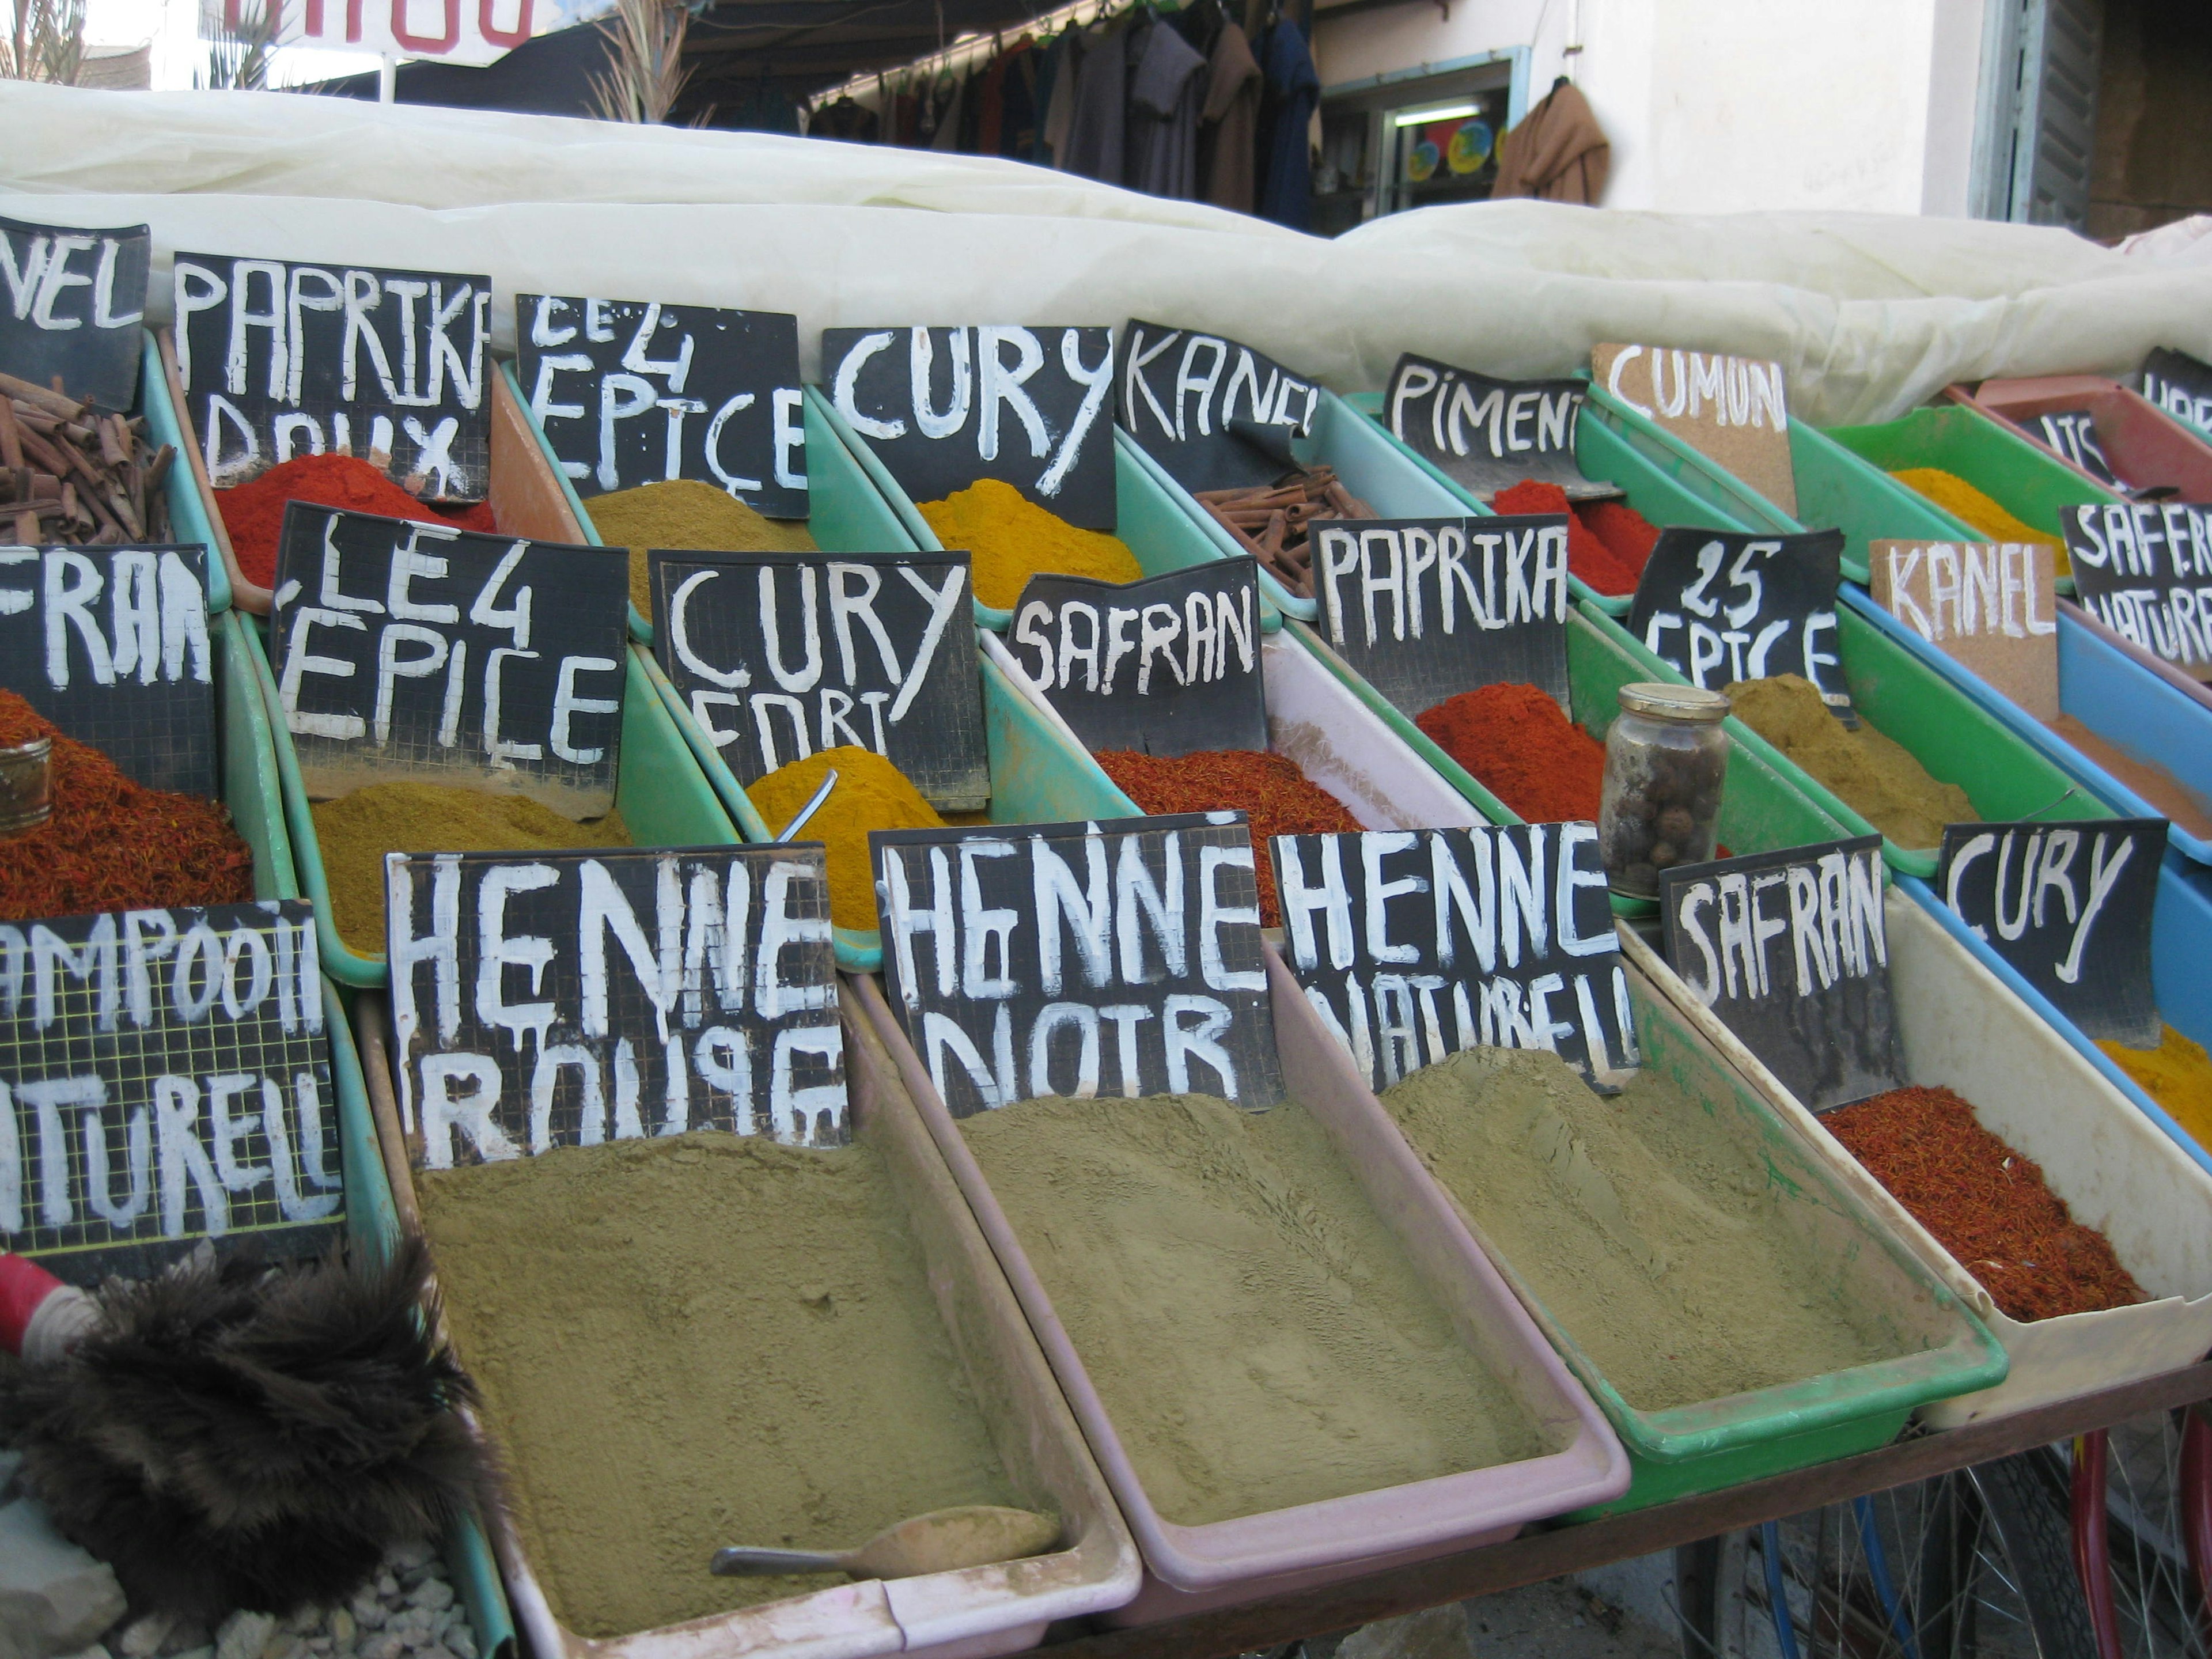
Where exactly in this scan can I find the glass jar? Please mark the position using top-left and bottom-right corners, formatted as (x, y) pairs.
(0, 736), (50, 836)
(1599, 684), (1730, 898)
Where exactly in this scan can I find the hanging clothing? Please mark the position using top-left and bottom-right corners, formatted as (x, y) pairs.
(1254, 18), (1319, 229)
(1056, 20), (1129, 184)
(994, 36), (1041, 158)
(1039, 28), (1084, 164)
(1124, 15), (1207, 198)
(812, 96), (878, 143)
(1198, 20), (1262, 212)
(1491, 78), (1610, 204)
(1032, 30), (1072, 162)
(930, 70), (968, 150)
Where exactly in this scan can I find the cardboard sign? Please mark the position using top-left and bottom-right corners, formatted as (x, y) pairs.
(516, 295), (807, 518)
(1381, 353), (1600, 502)
(199, 0), (552, 65)
(2032, 408), (2120, 487)
(1661, 836), (1906, 1112)
(1593, 343), (1797, 517)
(0, 899), (341, 1285)
(2142, 347), (2212, 439)
(2061, 501), (2212, 679)
(1870, 539), (2058, 718)
(874, 813), (1282, 1113)
(1272, 824), (1637, 1090)
(389, 845), (845, 1162)
(1117, 321), (1321, 495)
(650, 549), (986, 810)
(172, 253), (493, 499)
(0, 215), (149, 414)
(1629, 527), (1847, 706)
(1312, 514), (1570, 716)
(269, 505), (628, 816)
(1936, 819), (2164, 1047)
(0, 544), (216, 797)
(1007, 558), (1266, 757)
(823, 325), (1115, 529)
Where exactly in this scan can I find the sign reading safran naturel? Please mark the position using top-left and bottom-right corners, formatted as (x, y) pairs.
(1592, 342), (1796, 516)
(0, 214), (149, 414)
(172, 252), (493, 498)
(650, 548), (987, 809)
(389, 845), (846, 1164)
(516, 295), (808, 518)
(1628, 527), (1849, 707)
(2061, 499), (2212, 679)
(1118, 321), (1321, 495)
(1381, 353), (1596, 503)
(0, 899), (342, 1285)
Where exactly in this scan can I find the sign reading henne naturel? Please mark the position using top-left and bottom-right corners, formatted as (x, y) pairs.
(0, 899), (342, 1285)
(517, 296), (807, 519)
(1870, 538), (2058, 718)
(823, 325), (1116, 529)
(1936, 819), (2165, 1048)
(874, 813), (1283, 1114)
(1118, 321), (1321, 495)
(1628, 527), (1849, 707)
(1660, 836), (1906, 1113)
(1007, 558), (1267, 757)
(0, 544), (217, 799)
(1272, 824), (1638, 1091)
(389, 844), (846, 1164)
(173, 253), (493, 498)
(0, 214), (149, 414)
(2061, 500), (2212, 680)
(1312, 513), (1571, 717)
(651, 548), (986, 809)
(269, 505), (628, 817)
(1381, 353), (1598, 502)
(1592, 343), (1797, 517)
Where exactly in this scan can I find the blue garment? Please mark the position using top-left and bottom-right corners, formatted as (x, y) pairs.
(1255, 19), (1319, 230)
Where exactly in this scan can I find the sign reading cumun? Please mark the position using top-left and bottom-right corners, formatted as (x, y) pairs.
(1118, 321), (1321, 494)
(173, 253), (492, 498)
(874, 814), (1282, 1114)
(0, 544), (216, 798)
(1381, 354), (1595, 502)
(0, 900), (341, 1285)
(517, 295), (807, 519)
(651, 548), (986, 809)
(389, 845), (846, 1164)
(824, 325), (1116, 529)
(1271, 824), (1635, 1090)
(0, 215), (149, 414)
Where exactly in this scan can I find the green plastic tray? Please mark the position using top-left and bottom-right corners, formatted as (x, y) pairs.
(245, 620), (740, 988)
(642, 644), (1135, 973)
(141, 329), (233, 612)
(1578, 599), (2120, 876)
(501, 366), (919, 646)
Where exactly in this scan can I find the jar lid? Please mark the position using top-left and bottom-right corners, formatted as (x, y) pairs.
(1616, 682), (1730, 722)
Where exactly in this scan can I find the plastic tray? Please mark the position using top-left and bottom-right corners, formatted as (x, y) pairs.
(1424, 955), (2006, 1513)
(245, 623), (742, 989)
(851, 960), (1629, 1622)
(2062, 596), (2212, 709)
(137, 329), (233, 612)
(642, 642), (1136, 974)
(1956, 374), (2212, 499)
(353, 988), (1141, 1659)
(1625, 890), (2212, 1427)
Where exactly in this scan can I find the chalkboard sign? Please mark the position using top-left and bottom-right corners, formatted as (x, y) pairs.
(874, 813), (1282, 1113)
(1628, 527), (1849, 707)
(823, 325), (1115, 529)
(268, 505), (628, 817)
(1117, 321), (1321, 495)
(1007, 558), (1266, 756)
(516, 295), (807, 519)
(172, 253), (492, 499)
(1936, 818), (2165, 1048)
(1272, 824), (1635, 1090)
(1312, 514), (1570, 715)
(2061, 501), (2212, 677)
(2033, 409), (2120, 487)
(650, 548), (986, 809)
(2142, 348), (2212, 438)
(1660, 836), (1906, 1113)
(1381, 353), (1601, 503)
(389, 845), (846, 1162)
(1593, 343), (1797, 517)
(0, 544), (215, 798)
(1870, 538), (2058, 718)
(0, 899), (341, 1286)
(0, 215), (149, 414)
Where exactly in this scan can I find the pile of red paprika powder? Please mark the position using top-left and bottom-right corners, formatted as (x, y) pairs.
(1094, 749), (1361, 927)
(1494, 478), (1660, 597)
(1824, 1084), (2145, 1322)
(1415, 683), (1605, 823)
(218, 453), (497, 590)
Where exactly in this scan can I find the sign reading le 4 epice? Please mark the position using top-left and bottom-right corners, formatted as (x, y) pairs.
(200, 0), (539, 64)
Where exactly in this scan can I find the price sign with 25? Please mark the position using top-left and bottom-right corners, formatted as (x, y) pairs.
(1627, 528), (1848, 706)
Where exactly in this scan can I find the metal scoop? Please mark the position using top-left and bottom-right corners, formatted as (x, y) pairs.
(710, 1505), (1060, 1581)
(774, 770), (839, 842)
